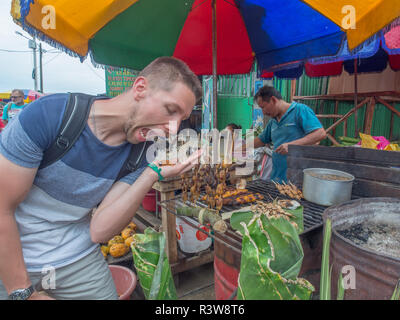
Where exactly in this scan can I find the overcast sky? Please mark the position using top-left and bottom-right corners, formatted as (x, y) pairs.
(0, 1), (106, 95)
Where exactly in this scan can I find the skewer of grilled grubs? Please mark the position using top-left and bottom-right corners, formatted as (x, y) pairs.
(202, 189), (264, 206)
(181, 163), (232, 210)
(250, 200), (298, 230)
(273, 181), (303, 200)
(200, 188), (249, 202)
(223, 192), (264, 205)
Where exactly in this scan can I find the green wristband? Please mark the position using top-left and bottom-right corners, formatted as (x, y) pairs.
(147, 163), (164, 181)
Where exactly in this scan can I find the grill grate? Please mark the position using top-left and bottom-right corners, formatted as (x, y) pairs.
(158, 179), (327, 236)
(246, 180), (325, 231)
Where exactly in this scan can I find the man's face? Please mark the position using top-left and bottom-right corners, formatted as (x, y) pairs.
(10, 92), (24, 106)
(256, 96), (279, 118)
(126, 81), (196, 144)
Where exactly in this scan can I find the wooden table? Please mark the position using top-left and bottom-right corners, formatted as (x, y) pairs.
(152, 166), (255, 275)
(152, 176), (214, 274)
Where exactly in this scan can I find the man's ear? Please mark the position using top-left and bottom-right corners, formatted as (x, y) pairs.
(270, 96), (279, 105)
(132, 76), (148, 101)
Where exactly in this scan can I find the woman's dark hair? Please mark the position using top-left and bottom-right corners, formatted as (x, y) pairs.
(226, 123), (242, 130)
(254, 85), (282, 102)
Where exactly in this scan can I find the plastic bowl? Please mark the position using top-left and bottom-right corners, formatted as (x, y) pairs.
(109, 265), (137, 300)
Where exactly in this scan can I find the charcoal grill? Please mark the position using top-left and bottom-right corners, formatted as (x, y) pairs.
(157, 178), (333, 293)
(158, 179), (327, 241)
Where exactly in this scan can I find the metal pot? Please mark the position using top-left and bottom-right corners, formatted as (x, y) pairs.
(302, 168), (355, 206)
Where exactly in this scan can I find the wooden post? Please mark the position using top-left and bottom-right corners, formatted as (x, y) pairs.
(354, 59), (359, 136)
(152, 176), (216, 274)
(363, 97), (376, 135)
(160, 190), (178, 264)
(290, 79), (297, 101)
(390, 111), (395, 141)
(326, 133), (341, 146)
(333, 100), (339, 138)
(375, 97), (400, 118)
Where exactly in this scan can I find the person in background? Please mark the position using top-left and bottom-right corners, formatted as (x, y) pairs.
(248, 85), (326, 183)
(2, 89), (26, 126)
(225, 123), (242, 133)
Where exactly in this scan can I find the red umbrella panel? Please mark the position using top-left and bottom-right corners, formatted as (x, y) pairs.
(173, 0), (254, 75)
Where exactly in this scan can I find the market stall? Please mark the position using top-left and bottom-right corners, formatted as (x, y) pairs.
(155, 145), (400, 299)
(11, 0), (400, 300)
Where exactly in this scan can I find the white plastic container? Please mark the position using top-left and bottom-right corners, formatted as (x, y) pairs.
(176, 216), (212, 254)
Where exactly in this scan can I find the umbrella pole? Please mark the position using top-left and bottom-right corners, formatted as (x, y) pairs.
(212, 0), (218, 129)
(354, 58), (358, 137)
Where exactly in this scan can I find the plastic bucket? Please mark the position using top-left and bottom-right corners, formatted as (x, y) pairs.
(214, 255), (239, 300)
(142, 189), (160, 213)
(109, 265), (137, 300)
(176, 216), (212, 254)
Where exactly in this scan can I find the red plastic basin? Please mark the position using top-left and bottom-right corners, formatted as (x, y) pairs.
(142, 189), (160, 213)
(109, 265), (137, 300)
(214, 255), (239, 300)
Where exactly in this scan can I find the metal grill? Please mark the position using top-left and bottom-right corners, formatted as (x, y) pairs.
(158, 179), (327, 240)
(246, 180), (325, 231)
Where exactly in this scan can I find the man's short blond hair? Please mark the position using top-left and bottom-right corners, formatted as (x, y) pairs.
(139, 57), (202, 103)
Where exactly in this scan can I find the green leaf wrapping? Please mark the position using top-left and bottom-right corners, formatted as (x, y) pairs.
(233, 210), (314, 300)
(131, 228), (177, 300)
(285, 207), (304, 234)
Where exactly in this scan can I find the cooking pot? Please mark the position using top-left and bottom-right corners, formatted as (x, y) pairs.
(302, 168), (355, 206)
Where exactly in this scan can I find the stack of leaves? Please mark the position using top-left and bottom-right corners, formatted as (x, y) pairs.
(230, 201), (314, 300)
(131, 228), (177, 300)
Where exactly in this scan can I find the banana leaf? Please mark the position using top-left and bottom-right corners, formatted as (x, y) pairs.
(285, 206), (304, 234)
(230, 206), (304, 236)
(230, 211), (253, 235)
(131, 227), (177, 300)
(234, 211), (314, 300)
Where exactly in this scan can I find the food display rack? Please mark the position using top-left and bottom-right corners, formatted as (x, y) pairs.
(152, 166), (254, 275)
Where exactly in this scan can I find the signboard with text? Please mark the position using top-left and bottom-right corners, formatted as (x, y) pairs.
(105, 66), (139, 97)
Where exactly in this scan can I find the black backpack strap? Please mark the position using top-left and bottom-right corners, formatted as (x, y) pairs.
(39, 93), (97, 169)
(115, 141), (151, 181)
(39, 91), (152, 182)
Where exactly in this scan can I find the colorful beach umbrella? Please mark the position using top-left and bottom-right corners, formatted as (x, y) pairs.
(27, 89), (44, 101)
(11, 0), (400, 76)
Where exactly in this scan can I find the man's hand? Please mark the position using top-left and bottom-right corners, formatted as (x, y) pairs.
(274, 128), (326, 155)
(158, 149), (203, 179)
(275, 143), (289, 155)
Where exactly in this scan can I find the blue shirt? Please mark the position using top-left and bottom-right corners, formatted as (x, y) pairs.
(258, 102), (322, 183)
(2, 103), (26, 121)
(0, 93), (147, 271)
